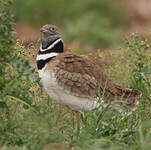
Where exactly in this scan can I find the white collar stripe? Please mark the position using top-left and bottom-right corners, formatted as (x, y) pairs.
(36, 53), (58, 61)
(40, 38), (63, 52)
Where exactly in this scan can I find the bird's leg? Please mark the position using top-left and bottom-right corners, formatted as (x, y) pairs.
(72, 111), (75, 130)
(76, 112), (80, 136)
(80, 113), (85, 125)
(73, 111), (80, 136)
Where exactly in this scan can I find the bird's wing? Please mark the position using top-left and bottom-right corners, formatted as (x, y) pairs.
(51, 52), (141, 107)
(53, 53), (99, 98)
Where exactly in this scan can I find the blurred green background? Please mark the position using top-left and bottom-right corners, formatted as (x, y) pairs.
(13, 0), (128, 48)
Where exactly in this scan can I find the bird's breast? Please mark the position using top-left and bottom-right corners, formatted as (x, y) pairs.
(38, 67), (99, 112)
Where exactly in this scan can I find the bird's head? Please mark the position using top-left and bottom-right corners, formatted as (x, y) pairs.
(40, 24), (62, 49)
(40, 24), (61, 38)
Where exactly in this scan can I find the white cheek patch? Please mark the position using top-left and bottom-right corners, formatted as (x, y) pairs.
(40, 38), (63, 52)
(36, 53), (58, 61)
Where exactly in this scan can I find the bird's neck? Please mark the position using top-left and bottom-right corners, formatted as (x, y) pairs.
(39, 37), (64, 54)
(36, 37), (64, 70)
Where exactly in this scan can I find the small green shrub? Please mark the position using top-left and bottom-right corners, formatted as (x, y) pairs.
(0, 0), (40, 146)
(125, 33), (151, 100)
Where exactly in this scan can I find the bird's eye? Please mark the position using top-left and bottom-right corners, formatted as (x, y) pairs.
(51, 27), (55, 31)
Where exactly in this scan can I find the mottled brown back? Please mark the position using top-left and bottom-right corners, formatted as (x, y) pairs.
(50, 52), (141, 109)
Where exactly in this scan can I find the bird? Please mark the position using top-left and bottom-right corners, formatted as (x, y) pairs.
(36, 24), (141, 116)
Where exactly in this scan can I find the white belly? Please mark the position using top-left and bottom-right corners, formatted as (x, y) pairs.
(38, 67), (99, 112)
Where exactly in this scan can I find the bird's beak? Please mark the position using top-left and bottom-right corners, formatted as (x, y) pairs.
(40, 27), (48, 33)
(40, 28), (43, 32)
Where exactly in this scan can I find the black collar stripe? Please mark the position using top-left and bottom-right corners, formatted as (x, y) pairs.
(36, 56), (56, 70)
(38, 40), (63, 54)
(42, 37), (60, 49)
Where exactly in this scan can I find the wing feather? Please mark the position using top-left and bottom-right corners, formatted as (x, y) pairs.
(51, 52), (141, 108)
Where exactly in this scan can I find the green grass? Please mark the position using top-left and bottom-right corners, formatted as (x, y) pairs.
(1, 34), (151, 150)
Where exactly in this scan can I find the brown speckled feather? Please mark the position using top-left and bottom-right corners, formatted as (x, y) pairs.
(47, 52), (141, 109)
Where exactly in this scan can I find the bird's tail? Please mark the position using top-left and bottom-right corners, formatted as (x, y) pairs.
(100, 81), (142, 114)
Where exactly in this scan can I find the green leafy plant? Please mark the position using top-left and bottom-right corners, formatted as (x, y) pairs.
(0, 0), (41, 145)
(125, 33), (151, 99)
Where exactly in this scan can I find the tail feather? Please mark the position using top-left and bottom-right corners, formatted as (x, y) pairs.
(101, 81), (142, 113)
